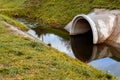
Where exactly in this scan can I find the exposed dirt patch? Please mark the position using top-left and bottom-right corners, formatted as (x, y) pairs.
(0, 21), (36, 40)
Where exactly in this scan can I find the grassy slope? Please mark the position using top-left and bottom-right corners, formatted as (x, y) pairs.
(0, 0), (120, 27)
(25, 0), (120, 28)
(0, 14), (28, 31)
(0, 0), (120, 28)
(0, 22), (116, 80)
(0, 0), (119, 79)
(0, 0), (25, 9)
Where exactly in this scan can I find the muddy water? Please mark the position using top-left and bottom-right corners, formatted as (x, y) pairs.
(16, 18), (120, 77)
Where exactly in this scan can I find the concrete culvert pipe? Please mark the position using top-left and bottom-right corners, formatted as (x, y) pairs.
(65, 9), (120, 44)
(70, 14), (98, 44)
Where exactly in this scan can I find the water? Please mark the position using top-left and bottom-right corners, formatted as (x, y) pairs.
(71, 33), (120, 77)
(28, 29), (74, 58)
(16, 18), (120, 77)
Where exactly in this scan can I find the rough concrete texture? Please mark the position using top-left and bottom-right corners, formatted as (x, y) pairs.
(91, 9), (120, 44)
(65, 9), (120, 45)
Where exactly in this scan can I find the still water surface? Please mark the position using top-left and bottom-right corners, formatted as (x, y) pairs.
(17, 18), (120, 77)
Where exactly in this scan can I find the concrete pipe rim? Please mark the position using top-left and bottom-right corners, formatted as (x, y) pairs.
(71, 14), (98, 44)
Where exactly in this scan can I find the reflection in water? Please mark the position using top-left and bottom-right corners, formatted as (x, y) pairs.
(70, 31), (120, 77)
(70, 33), (120, 62)
(16, 18), (120, 77)
(28, 29), (75, 58)
(70, 30), (93, 62)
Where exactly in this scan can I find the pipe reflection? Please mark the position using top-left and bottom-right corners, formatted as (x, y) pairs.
(70, 32), (120, 63)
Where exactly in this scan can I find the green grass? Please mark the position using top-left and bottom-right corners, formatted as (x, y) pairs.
(21, 0), (120, 28)
(0, 0), (120, 79)
(0, 0), (25, 9)
(0, 14), (28, 31)
(0, 21), (117, 80)
(0, 0), (120, 28)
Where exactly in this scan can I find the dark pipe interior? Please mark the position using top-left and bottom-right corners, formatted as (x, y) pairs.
(70, 26), (93, 62)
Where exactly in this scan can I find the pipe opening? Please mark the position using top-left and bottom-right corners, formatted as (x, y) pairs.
(70, 15), (98, 44)
(72, 17), (93, 44)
